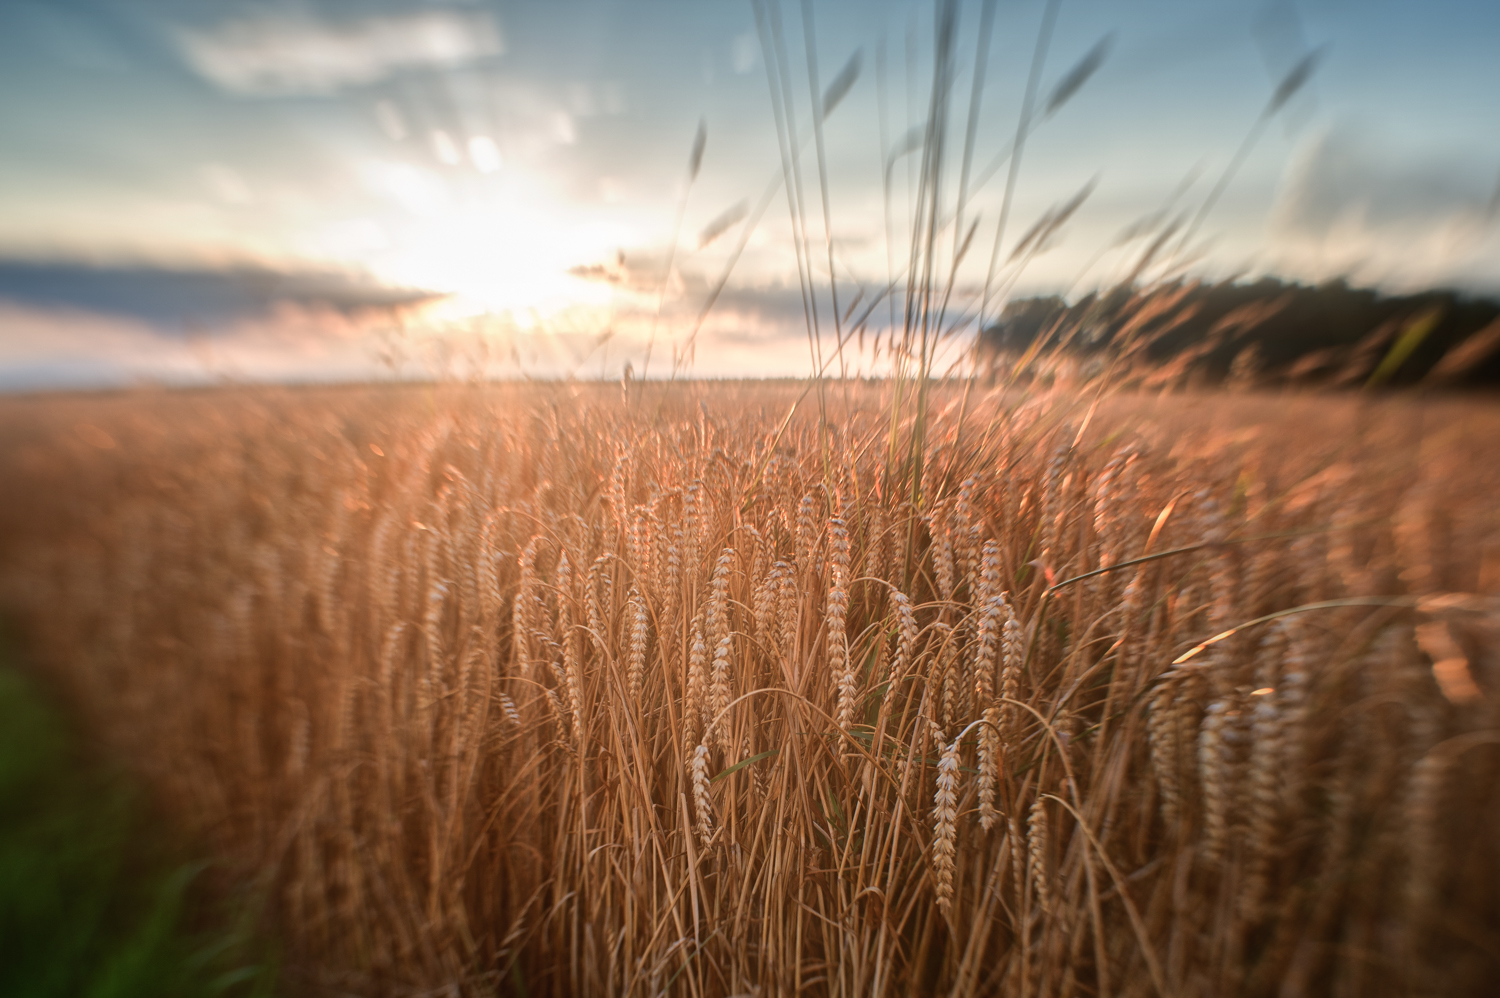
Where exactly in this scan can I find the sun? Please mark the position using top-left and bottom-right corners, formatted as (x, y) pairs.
(364, 168), (637, 328)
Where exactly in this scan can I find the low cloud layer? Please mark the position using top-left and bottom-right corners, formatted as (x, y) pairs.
(0, 260), (438, 329)
(0, 258), (819, 390)
(0, 260), (440, 390)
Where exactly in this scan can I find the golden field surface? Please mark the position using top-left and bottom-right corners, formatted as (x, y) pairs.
(1, 380), (1498, 996)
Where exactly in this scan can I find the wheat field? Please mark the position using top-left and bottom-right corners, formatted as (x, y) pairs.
(1, 381), (1498, 996)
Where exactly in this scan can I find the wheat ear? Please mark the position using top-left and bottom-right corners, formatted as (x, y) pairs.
(691, 743), (713, 847)
(933, 737), (961, 914)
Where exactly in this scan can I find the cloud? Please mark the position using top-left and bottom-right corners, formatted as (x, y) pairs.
(1269, 126), (1500, 290)
(568, 249), (675, 295)
(1275, 127), (1494, 236)
(0, 256), (862, 389)
(566, 239), (921, 342)
(0, 300), (404, 391)
(173, 8), (504, 96)
(0, 259), (438, 329)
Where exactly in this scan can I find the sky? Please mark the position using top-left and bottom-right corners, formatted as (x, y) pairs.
(1, 0), (1498, 388)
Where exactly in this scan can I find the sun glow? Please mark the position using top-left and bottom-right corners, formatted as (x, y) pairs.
(360, 164), (637, 328)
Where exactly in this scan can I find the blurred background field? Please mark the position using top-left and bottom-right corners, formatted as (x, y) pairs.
(0, 630), (276, 998)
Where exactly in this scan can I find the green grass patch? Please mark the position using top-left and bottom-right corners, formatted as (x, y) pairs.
(0, 639), (277, 998)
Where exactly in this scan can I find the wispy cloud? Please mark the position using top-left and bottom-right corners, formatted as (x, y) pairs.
(172, 7), (504, 96)
(1270, 126), (1500, 290)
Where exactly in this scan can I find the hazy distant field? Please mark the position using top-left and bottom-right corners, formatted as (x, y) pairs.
(2, 380), (1498, 996)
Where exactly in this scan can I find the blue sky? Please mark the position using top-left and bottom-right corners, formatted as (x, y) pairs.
(1, 0), (1498, 387)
